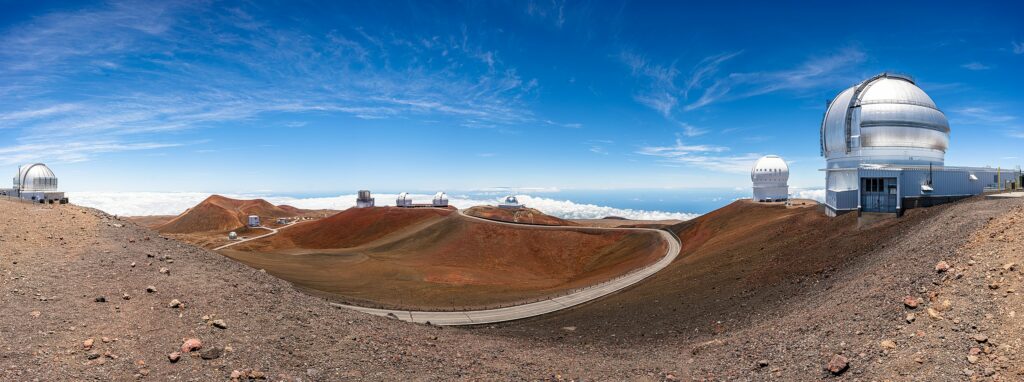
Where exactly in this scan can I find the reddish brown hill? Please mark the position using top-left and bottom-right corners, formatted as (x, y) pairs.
(157, 195), (297, 234)
(223, 207), (664, 310)
(464, 205), (578, 226)
(254, 206), (456, 249)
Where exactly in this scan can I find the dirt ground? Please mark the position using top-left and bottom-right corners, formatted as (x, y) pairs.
(2, 196), (1021, 381)
(221, 208), (667, 310)
(464, 205), (578, 226)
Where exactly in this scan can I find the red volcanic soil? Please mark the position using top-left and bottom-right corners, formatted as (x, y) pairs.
(157, 195), (298, 234)
(222, 207), (665, 310)
(464, 205), (578, 226)
(253, 207), (456, 249)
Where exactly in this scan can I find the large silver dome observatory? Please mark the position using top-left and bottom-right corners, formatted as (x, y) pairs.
(820, 73), (1010, 216)
(821, 72), (949, 168)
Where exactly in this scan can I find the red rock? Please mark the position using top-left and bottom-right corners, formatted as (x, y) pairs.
(827, 354), (849, 375)
(82, 338), (94, 350)
(903, 296), (919, 309)
(168, 352), (181, 363)
(181, 338), (202, 353)
(935, 260), (950, 273)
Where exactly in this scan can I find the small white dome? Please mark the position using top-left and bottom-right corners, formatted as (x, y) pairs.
(15, 163), (58, 191)
(433, 192), (447, 201)
(503, 195), (519, 204)
(750, 155), (790, 185)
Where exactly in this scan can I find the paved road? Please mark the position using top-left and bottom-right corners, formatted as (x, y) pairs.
(329, 209), (682, 326)
(213, 220), (310, 250)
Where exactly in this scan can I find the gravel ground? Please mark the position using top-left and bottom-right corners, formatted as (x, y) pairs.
(1, 196), (1020, 381)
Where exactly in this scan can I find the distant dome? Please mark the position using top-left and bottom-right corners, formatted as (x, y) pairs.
(15, 163), (58, 192)
(751, 155), (789, 202)
(821, 73), (949, 167)
(503, 195), (519, 204)
(433, 192), (447, 201)
(750, 155), (790, 185)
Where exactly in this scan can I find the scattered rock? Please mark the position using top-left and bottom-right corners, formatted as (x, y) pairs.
(30, 311), (40, 318)
(968, 355), (979, 364)
(212, 319), (227, 329)
(86, 352), (101, 360)
(168, 299), (182, 308)
(83, 338), (94, 350)
(130, 262), (136, 268)
(973, 333), (989, 343)
(935, 260), (950, 273)
(880, 340), (897, 349)
(101, 337), (112, 343)
(560, 326), (576, 332)
(145, 286), (157, 293)
(757, 359), (769, 368)
(926, 308), (943, 320)
(122, 293), (131, 300)
(94, 296), (106, 303)
(231, 370), (244, 379)
(903, 296), (919, 309)
(200, 346), (223, 360)
(906, 313), (916, 323)
(181, 338), (202, 353)
(1003, 263), (1016, 271)
(159, 267), (170, 275)
(826, 354), (849, 375)
(167, 352), (180, 363)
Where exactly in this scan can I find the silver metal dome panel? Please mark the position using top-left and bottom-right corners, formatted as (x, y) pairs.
(820, 73), (949, 165)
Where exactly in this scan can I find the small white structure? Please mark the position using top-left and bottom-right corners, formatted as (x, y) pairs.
(276, 218), (290, 225)
(751, 155), (790, 202)
(432, 192), (448, 207)
(228, 231), (238, 240)
(2, 163), (67, 204)
(498, 195), (523, 209)
(396, 192), (413, 207)
(247, 215), (260, 227)
(356, 190), (375, 208)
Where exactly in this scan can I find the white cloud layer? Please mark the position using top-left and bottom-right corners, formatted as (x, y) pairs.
(791, 188), (825, 203)
(68, 192), (701, 221)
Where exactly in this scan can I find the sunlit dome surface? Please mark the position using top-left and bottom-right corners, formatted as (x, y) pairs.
(15, 163), (58, 191)
(503, 195), (519, 204)
(750, 155), (789, 185)
(821, 73), (949, 167)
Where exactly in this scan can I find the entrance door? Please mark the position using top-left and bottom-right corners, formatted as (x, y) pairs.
(861, 177), (898, 213)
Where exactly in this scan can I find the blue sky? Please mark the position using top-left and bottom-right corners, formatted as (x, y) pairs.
(2, 1), (1022, 194)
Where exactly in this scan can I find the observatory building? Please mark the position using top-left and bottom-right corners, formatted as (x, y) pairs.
(396, 192), (413, 207)
(751, 155), (790, 202)
(356, 190), (375, 208)
(432, 192), (448, 207)
(820, 72), (1011, 216)
(499, 195), (523, 209)
(0, 163), (67, 204)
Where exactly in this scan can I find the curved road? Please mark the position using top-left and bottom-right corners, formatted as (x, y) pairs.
(213, 220), (311, 250)
(327, 209), (682, 326)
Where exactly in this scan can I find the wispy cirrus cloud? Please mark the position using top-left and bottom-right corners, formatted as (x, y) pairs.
(0, 141), (182, 165)
(685, 47), (867, 111)
(0, 1), (547, 164)
(961, 62), (992, 71)
(636, 138), (760, 173)
(621, 47), (866, 115)
(1012, 41), (1024, 54)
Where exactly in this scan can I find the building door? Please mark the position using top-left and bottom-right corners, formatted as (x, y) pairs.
(861, 177), (898, 213)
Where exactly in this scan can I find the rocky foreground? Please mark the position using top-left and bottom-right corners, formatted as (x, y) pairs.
(1, 197), (1022, 380)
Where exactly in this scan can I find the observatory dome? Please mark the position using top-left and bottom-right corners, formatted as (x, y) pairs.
(751, 155), (789, 185)
(821, 73), (949, 168)
(15, 163), (58, 192)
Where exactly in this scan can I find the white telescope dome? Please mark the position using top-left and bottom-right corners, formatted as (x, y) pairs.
(751, 155), (789, 202)
(821, 72), (949, 168)
(751, 155), (790, 185)
(15, 163), (58, 192)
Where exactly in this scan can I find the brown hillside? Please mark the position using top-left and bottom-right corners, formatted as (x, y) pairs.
(156, 195), (297, 234)
(464, 205), (578, 226)
(251, 207), (456, 250)
(223, 209), (664, 310)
